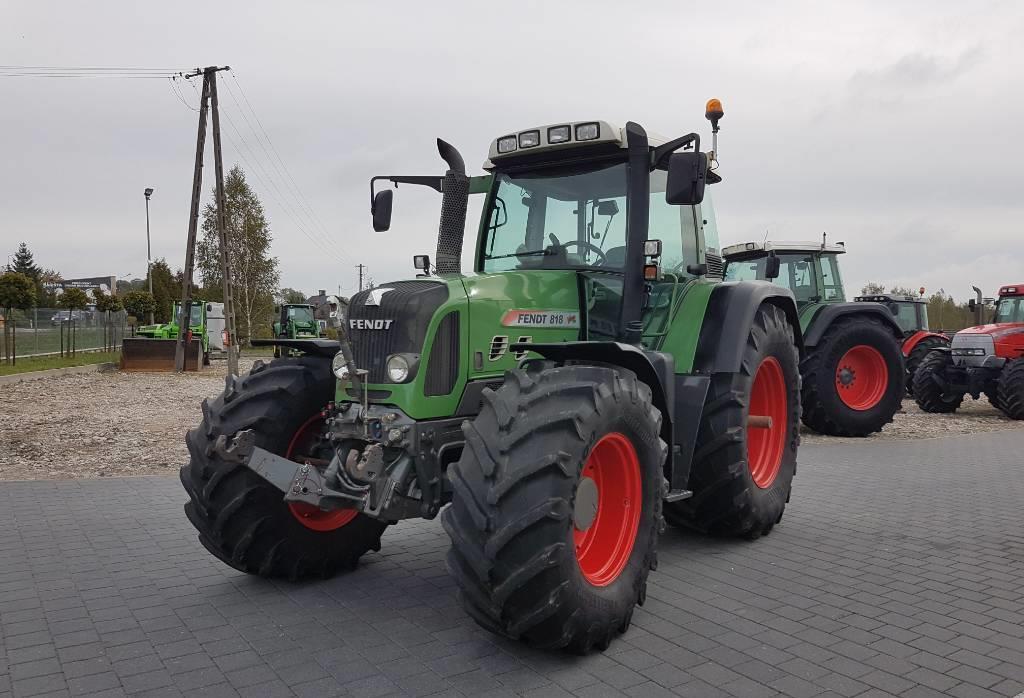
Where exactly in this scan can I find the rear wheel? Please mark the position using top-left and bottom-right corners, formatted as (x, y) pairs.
(996, 359), (1024, 420)
(905, 335), (950, 396)
(180, 356), (387, 579)
(912, 350), (963, 413)
(802, 315), (904, 436)
(665, 303), (800, 537)
(443, 364), (666, 652)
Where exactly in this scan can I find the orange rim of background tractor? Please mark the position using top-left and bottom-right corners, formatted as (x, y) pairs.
(573, 432), (642, 587)
(286, 414), (358, 531)
(835, 345), (889, 410)
(747, 357), (787, 489)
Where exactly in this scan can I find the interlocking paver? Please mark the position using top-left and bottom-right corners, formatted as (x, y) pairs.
(3, 429), (1024, 696)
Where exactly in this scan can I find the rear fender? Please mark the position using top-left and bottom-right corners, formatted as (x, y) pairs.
(803, 303), (903, 347)
(250, 338), (340, 358)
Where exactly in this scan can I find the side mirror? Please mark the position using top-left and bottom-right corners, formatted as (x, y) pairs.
(968, 298), (977, 312)
(765, 254), (781, 280)
(413, 255), (430, 272)
(665, 151), (707, 205)
(372, 189), (393, 232)
(206, 304), (212, 312)
(597, 200), (620, 216)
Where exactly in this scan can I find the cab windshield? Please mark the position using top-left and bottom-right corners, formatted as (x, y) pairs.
(173, 303), (204, 326)
(480, 160), (698, 274)
(994, 297), (1024, 323)
(288, 306), (315, 324)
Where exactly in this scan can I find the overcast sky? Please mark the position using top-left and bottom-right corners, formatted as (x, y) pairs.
(2, 1), (1021, 301)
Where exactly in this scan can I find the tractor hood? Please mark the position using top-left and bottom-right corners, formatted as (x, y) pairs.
(957, 323), (1024, 337)
(342, 270), (582, 419)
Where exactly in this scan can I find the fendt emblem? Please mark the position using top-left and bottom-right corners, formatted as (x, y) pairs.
(364, 288), (393, 306)
(349, 319), (394, 330)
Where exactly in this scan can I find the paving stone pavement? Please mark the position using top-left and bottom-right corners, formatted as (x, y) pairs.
(2, 428), (1024, 698)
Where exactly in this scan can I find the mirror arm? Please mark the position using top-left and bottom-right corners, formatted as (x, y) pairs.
(651, 133), (700, 169)
(370, 175), (444, 211)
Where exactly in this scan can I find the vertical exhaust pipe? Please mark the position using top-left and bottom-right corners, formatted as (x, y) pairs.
(435, 139), (469, 275)
(972, 285), (983, 325)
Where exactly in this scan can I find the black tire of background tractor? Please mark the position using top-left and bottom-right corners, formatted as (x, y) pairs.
(912, 350), (963, 413)
(443, 364), (667, 653)
(203, 351), (211, 366)
(179, 356), (387, 580)
(664, 304), (800, 538)
(996, 359), (1024, 420)
(905, 336), (950, 396)
(801, 315), (904, 436)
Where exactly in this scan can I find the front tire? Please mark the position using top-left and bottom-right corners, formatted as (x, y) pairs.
(912, 350), (963, 413)
(180, 356), (387, 579)
(443, 364), (666, 652)
(665, 303), (800, 537)
(905, 335), (950, 396)
(997, 359), (1024, 420)
(801, 315), (904, 436)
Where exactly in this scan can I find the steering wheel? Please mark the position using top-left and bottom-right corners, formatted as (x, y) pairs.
(556, 237), (608, 265)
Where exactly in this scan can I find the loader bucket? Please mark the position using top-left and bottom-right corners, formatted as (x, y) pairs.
(120, 338), (202, 372)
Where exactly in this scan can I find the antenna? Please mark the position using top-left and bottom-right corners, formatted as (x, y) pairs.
(821, 231), (827, 250)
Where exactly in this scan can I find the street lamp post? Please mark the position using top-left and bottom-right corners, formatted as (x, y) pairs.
(144, 188), (154, 324)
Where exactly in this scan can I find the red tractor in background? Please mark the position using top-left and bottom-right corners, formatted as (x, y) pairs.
(913, 284), (1024, 419)
(854, 293), (951, 395)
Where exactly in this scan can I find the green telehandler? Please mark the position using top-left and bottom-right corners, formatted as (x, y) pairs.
(181, 102), (805, 652)
(271, 303), (321, 357)
(122, 300), (221, 370)
(722, 241), (905, 436)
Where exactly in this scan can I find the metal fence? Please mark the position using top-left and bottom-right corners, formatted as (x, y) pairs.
(0, 308), (129, 360)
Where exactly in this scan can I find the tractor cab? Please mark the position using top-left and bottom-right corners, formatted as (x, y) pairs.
(722, 241), (847, 330)
(274, 303), (319, 339)
(854, 294), (930, 337)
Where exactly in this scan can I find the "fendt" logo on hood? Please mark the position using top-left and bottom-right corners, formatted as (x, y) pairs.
(350, 319), (394, 330)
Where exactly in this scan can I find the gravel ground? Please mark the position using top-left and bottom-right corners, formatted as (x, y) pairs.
(1, 363), (1020, 480)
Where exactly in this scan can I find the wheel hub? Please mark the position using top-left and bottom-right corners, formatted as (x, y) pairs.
(573, 477), (599, 532)
(838, 366), (856, 387)
(834, 345), (889, 411)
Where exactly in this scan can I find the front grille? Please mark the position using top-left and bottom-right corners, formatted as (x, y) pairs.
(347, 281), (448, 383)
(424, 311), (460, 396)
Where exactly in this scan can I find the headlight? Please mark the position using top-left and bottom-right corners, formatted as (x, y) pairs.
(387, 354), (412, 383)
(497, 136), (518, 154)
(952, 348), (986, 356)
(547, 125), (570, 143)
(518, 130), (540, 148)
(332, 352), (350, 380)
(575, 122), (600, 141)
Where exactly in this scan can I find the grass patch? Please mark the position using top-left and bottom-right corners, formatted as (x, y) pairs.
(0, 351), (120, 376)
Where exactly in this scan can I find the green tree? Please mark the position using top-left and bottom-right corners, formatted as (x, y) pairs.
(122, 290), (156, 325)
(148, 259), (176, 323)
(58, 287), (89, 356)
(860, 282), (886, 295)
(0, 272), (37, 364)
(197, 165), (280, 344)
(11, 243), (39, 279)
(92, 289), (124, 351)
(278, 288), (307, 304)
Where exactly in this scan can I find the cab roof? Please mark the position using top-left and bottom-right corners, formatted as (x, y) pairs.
(722, 240), (847, 259)
(854, 294), (925, 305)
(484, 120), (672, 169)
(999, 284), (1024, 297)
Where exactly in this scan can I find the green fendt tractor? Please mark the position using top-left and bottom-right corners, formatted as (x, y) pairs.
(271, 303), (320, 357)
(722, 241), (905, 436)
(181, 103), (806, 652)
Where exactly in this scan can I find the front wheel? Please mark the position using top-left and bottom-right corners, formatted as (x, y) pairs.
(180, 357), (388, 579)
(997, 359), (1024, 420)
(665, 303), (800, 537)
(912, 350), (963, 413)
(905, 335), (950, 396)
(443, 364), (666, 652)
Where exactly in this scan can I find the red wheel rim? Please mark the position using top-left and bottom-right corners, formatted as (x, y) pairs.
(573, 433), (642, 587)
(748, 357), (787, 489)
(286, 414), (357, 531)
(835, 345), (888, 410)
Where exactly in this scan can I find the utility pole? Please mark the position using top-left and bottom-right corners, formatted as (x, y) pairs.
(209, 71), (239, 376)
(175, 65), (233, 373)
(356, 264), (366, 292)
(144, 188), (154, 324)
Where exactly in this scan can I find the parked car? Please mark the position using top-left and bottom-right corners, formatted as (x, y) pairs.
(50, 310), (91, 325)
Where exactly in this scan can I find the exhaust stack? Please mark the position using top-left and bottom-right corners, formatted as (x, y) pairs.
(434, 139), (469, 274)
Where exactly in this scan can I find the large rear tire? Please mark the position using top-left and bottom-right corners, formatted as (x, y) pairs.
(443, 364), (666, 652)
(905, 335), (950, 396)
(665, 303), (800, 537)
(801, 315), (904, 436)
(180, 356), (387, 579)
(996, 359), (1024, 420)
(912, 350), (963, 413)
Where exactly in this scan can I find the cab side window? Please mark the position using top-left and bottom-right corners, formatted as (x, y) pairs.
(820, 254), (845, 301)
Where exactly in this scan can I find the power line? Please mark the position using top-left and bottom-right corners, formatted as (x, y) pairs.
(219, 73), (348, 262)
